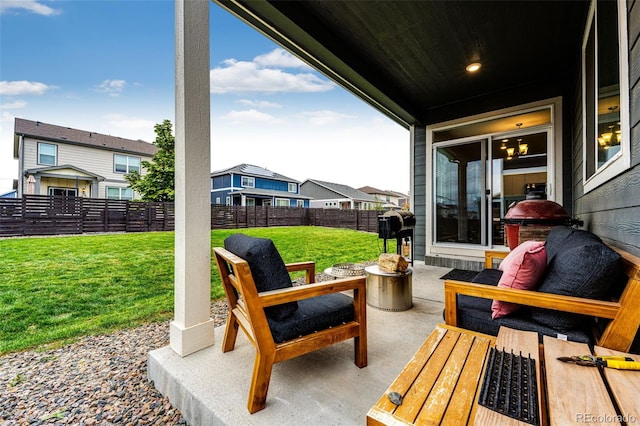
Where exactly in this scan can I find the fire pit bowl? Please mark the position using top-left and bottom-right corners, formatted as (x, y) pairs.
(329, 263), (365, 277)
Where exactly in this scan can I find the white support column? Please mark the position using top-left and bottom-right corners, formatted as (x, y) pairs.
(170, 0), (215, 357)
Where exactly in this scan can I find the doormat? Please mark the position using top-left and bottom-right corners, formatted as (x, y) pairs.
(439, 269), (478, 281)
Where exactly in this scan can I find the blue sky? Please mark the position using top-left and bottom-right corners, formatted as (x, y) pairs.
(0, 0), (409, 195)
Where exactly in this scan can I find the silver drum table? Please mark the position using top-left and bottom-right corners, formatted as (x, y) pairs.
(364, 265), (413, 311)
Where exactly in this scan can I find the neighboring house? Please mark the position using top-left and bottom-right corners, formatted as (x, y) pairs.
(300, 179), (376, 210)
(0, 190), (17, 199)
(359, 186), (409, 209)
(13, 118), (158, 200)
(210, 164), (311, 207)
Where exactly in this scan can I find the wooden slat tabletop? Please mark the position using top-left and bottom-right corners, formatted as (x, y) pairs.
(543, 337), (620, 425)
(594, 346), (640, 422)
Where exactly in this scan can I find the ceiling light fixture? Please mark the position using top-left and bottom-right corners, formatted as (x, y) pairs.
(466, 62), (481, 72)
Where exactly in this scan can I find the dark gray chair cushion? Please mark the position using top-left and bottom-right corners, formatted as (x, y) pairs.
(544, 226), (603, 264)
(224, 234), (298, 321)
(531, 227), (621, 332)
(267, 293), (354, 343)
(449, 266), (592, 344)
(456, 293), (592, 344)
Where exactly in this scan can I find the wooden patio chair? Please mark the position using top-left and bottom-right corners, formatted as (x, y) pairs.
(213, 234), (367, 413)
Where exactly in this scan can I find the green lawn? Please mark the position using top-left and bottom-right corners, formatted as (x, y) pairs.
(0, 226), (382, 355)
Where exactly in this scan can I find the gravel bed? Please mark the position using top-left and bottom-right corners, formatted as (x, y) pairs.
(0, 266), (368, 425)
(0, 301), (229, 426)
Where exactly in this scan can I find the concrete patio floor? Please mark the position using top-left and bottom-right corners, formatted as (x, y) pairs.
(148, 262), (452, 425)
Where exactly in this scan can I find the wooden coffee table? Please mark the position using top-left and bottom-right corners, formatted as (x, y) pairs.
(367, 324), (640, 425)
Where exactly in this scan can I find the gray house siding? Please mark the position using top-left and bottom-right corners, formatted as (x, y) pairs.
(411, 126), (427, 260)
(572, 1), (640, 257)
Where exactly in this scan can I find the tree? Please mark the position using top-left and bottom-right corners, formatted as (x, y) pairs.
(125, 119), (175, 201)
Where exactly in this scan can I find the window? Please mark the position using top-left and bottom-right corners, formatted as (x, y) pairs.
(246, 198), (255, 206)
(275, 198), (289, 207)
(428, 99), (559, 250)
(241, 176), (255, 188)
(582, 0), (630, 192)
(114, 154), (140, 174)
(288, 182), (297, 193)
(296, 200), (304, 207)
(107, 187), (133, 200)
(49, 188), (76, 197)
(38, 142), (57, 165)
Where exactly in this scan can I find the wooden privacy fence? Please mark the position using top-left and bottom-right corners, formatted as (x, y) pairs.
(0, 195), (380, 237)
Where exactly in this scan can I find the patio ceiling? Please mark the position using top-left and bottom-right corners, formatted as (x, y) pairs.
(215, 0), (590, 128)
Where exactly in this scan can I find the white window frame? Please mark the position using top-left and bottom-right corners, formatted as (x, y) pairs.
(49, 187), (76, 197)
(425, 98), (563, 258)
(106, 186), (133, 200)
(241, 176), (255, 188)
(296, 199), (304, 207)
(114, 154), (141, 174)
(38, 142), (57, 166)
(246, 197), (255, 206)
(582, 0), (630, 193)
(288, 182), (297, 193)
(275, 198), (289, 207)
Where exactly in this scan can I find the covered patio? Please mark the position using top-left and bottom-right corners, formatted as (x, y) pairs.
(155, 0), (638, 424)
(149, 262), (449, 425)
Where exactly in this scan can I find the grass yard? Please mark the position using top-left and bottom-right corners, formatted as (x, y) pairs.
(0, 226), (383, 355)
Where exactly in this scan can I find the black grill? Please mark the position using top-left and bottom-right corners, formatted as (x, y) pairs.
(378, 210), (415, 264)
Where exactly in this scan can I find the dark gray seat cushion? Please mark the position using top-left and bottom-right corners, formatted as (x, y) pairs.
(267, 293), (354, 343)
(531, 227), (622, 332)
(456, 269), (591, 343)
(224, 234), (298, 321)
(456, 292), (592, 344)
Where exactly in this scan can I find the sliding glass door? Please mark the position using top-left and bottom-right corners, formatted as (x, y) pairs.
(434, 140), (486, 245)
(433, 118), (551, 248)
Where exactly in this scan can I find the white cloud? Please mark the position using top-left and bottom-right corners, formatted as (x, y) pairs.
(299, 110), (356, 126)
(254, 48), (312, 69)
(237, 99), (282, 109)
(94, 79), (126, 97)
(103, 114), (157, 142)
(0, 0), (61, 15)
(0, 100), (27, 109)
(210, 52), (334, 94)
(0, 80), (53, 95)
(1, 111), (16, 122)
(219, 109), (281, 125)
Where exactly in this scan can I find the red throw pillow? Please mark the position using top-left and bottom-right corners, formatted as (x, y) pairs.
(491, 240), (547, 319)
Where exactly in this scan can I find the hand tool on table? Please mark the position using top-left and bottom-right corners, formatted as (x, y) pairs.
(557, 355), (640, 370)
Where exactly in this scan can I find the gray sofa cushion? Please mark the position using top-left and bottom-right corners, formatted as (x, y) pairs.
(447, 268), (592, 344)
(531, 227), (621, 332)
(224, 234), (298, 321)
(456, 293), (592, 344)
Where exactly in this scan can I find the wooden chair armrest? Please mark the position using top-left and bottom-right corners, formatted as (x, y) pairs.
(285, 261), (316, 283)
(484, 250), (509, 268)
(259, 276), (366, 307)
(444, 279), (621, 326)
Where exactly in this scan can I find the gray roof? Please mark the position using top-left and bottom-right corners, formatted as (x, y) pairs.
(303, 179), (375, 201)
(211, 164), (299, 183)
(358, 186), (407, 198)
(14, 118), (158, 157)
(229, 187), (313, 200)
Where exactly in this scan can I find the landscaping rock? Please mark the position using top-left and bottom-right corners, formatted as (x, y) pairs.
(0, 300), (229, 425)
